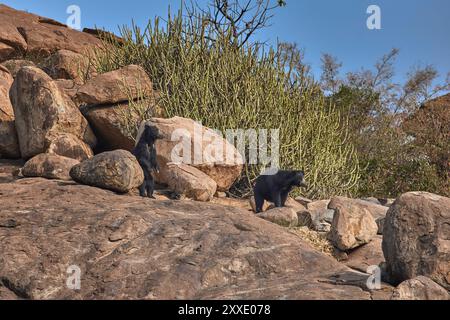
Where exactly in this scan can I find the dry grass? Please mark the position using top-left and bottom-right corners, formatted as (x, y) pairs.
(289, 227), (334, 257)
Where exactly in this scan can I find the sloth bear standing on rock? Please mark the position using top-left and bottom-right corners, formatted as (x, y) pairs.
(133, 124), (162, 198)
(253, 170), (307, 213)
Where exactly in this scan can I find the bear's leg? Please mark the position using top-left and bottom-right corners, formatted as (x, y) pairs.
(146, 174), (156, 199)
(273, 191), (283, 208)
(139, 181), (147, 197)
(254, 192), (265, 213)
(281, 190), (289, 207)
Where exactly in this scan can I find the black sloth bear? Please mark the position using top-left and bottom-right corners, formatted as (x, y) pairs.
(253, 170), (307, 213)
(133, 124), (162, 198)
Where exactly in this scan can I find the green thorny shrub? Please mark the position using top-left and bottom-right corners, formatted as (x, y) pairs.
(86, 10), (360, 199)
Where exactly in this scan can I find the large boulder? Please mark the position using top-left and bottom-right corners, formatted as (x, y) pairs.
(162, 163), (217, 202)
(332, 198), (387, 235)
(0, 65), (20, 158)
(142, 117), (243, 192)
(392, 276), (449, 300)
(70, 150), (144, 193)
(42, 49), (94, 84)
(0, 178), (384, 300)
(9, 66), (96, 160)
(382, 192), (450, 290)
(22, 153), (79, 181)
(0, 4), (102, 62)
(257, 207), (299, 228)
(75, 65), (153, 106)
(328, 197), (379, 251)
(82, 101), (164, 152)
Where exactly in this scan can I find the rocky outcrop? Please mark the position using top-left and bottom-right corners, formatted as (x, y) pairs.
(328, 197), (379, 251)
(382, 192), (450, 290)
(75, 65), (153, 106)
(0, 65), (20, 158)
(143, 117), (243, 192)
(9, 66), (96, 160)
(162, 163), (217, 202)
(0, 4), (102, 62)
(70, 150), (144, 193)
(0, 177), (384, 300)
(257, 207), (299, 228)
(392, 276), (449, 300)
(22, 153), (79, 181)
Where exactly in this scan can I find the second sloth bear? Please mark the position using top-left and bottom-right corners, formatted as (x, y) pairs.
(253, 170), (307, 213)
(133, 124), (162, 198)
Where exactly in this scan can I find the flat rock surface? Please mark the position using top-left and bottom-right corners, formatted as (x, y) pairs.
(0, 176), (388, 300)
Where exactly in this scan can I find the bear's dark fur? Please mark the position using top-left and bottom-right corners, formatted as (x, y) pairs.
(253, 170), (307, 213)
(132, 125), (162, 198)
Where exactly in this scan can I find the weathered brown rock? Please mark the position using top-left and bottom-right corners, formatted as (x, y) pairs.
(328, 197), (379, 251)
(333, 198), (388, 221)
(268, 197), (306, 212)
(392, 276), (450, 300)
(0, 159), (23, 183)
(345, 236), (385, 273)
(382, 192), (450, 290)
(257, 207), (298, 228)
(83, 102), (163, 152)
(331, 198), (387, 235)
(54, 79), (80, 100)
(162, 163), (217, 202)
(295, 196), (312, 207)
(70, 150), (144, 193)
(82, 28), (125, 45)
(143, 117), (243, 192)
(0, 66), (13, 118)
(1, 59), (36, 78)
(0, 42), (16, 62)
(75, 65), (153, 106)
(9, 66), (96, 160)
(306, 199), (334, 232)
(0, 15), (27, 61)
(46, 134), (94, 161)
(0, 65), (20, 158)
(43, 49), (94, 84)
(0, 4), (102, 62)
(0, 177), (383, 300)
(22, 153), (79, 180)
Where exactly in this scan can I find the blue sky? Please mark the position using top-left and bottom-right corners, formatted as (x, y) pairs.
(3, 0), (449, 85)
